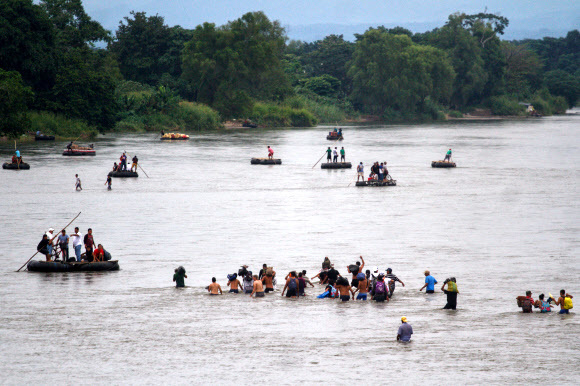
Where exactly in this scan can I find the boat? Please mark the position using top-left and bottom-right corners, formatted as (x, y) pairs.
(321, 162), (352, 169)
(62, 145), (96, 156)
(326, 133), (343, 140)
(3, 162), (30, 170)
(161, 133), (189, 140)
(242, 121), (258, 128)
(27, 260), (120, 272)
(251, 158), (282, 165)
(108, 170), (138, 178)
(356, 179), (397, 187)
(35, 134), (55, 141)
(431, 161), (456, 168)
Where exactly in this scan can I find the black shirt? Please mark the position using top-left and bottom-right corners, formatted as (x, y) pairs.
(327, 268), (339, 281)
(37, 238), (49, 251)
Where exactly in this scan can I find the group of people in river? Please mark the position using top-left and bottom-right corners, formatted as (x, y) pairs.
(517, 290), (574, 314)
(328, 127), (343, 139)
(356, 161), (391, 182)
(36, 227), (110, 263)
(9, 150), (24, 165)
(172, 256), (461, 310)
(326, 147), (346, 163)
(112, 152), (138, 173)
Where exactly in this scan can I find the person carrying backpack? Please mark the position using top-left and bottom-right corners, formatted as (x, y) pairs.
(538, 294), (552, 313)
(282, 271), (300, 298)
(373, 274), (389, 302)
(554, 289), (574, 314)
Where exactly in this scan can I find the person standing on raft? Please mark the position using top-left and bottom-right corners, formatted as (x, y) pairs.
(340, 147), (345, 162)
(131, 155), (138, 172)
(37, 234), (52, 262)
(333, 147), (338, 163)
(444, 148), (452, 162)
(267, 146), (274, 160)
(357, 162), (364, 181)
(326, 147), (332, 162)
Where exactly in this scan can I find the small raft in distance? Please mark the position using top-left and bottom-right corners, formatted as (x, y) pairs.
(161, 133), (189, 140)
(326, 134), (343, 141)
(35, 134), (55, 141)
(431, 161), (456, 168)
(251, 158), (282, 165)
(356, 179), (397, 187)
(63, 145), (96, 156)
(108, 170), (138, 178)
(27, 260), (120, 272)
(321, 162), (352, 169)
(3, 162), (30, 170)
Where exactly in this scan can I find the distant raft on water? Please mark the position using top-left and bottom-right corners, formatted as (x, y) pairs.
(321, 162), (351, 169)
(108, 170), (138, 178)
(251, 158), (282, 165)
(431, 161), (456, 168)
(356, 179), (397, 187)
(27, 260), (120, 272)
(161, 133), (189, 140)
(3, 162), (30, 170)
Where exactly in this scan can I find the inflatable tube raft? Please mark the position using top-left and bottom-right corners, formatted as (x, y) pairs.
(3, 162), (30, 170)
(161, 133), (189, 140)
(27, 260), (119, 272)
(108, 170), (138, 177)
(62, 149), (96, 156)
(321, 162), (352, 169)
(431, 161), (456, 168)
(356, 179), (397, 187)
(35, 135), (55, 141)
(326, 135), (343, 140)
(251, 158), (282, 165)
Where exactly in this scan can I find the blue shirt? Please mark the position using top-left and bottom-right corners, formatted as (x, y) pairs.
(398, 323), (413, 341)
(425, 275), (437, 291)
(15, 150), (20, 157)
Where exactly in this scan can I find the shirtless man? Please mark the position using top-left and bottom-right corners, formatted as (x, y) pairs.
(227, 274), (243, 294)
(353, 273), (369, 300)
(336, 278), (355, 302)
(262, 272), (275, 293)
(348, 255), (365, 287)
(553, 289), (574, 314)
(250, 275), (265, 298)
(208, 277), (222, 295)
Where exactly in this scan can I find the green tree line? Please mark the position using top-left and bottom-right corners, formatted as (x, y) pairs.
(1, 1), (578, 138)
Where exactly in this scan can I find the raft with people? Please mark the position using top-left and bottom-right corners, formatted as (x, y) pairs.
(3, 160), (30, 170)
(62, 144), (96, 156)
(161, 133), (189, 140)
(27, 260), (120, 272)
(431, 161), (456, 168)
(327, 130), (343, 140)
(251, 158), (282, 165)
(356, 179), (397, 187)
(321, 162), (352, 169)
(108, 170), (138, 178)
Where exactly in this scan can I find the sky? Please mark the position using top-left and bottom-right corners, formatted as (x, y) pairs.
(81, 0), (579, 41)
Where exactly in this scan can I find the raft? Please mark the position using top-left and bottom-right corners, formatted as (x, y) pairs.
(242, 122), (258, 128)
(35, 134), (55, 141)
(27, 260), (120, 272)
(356, 179), (397, 187)
(3, 162), (30, 170)
(326, 135), (343, 141)
(161, 133), (189, 140)
(62, 148), (96, 156)
(251, 158), (282, 165)
(108, 170), (138, 178)
(431, 161), (456, 168)
(321, 162), (352, 169)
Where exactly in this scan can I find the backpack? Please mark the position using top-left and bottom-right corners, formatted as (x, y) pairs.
(288, 278), (297, 290)
(564, 297), (573, 310)
(243, 277), (253, 291)
(322, 259), (331, 269)
(348, 264), (359, 275)
(522, 298), (533, 313)
(375, 281), (386, 294)
(540, 300), (551, 313)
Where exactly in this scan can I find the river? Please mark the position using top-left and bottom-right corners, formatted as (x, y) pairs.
(0, 114), (578, 384)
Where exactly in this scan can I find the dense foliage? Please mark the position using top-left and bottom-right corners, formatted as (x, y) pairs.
(0, 1), (578, 138)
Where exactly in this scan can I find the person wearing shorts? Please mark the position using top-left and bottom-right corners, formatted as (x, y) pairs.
(250, 275), (265, 298)
(357, 162), (364, 181)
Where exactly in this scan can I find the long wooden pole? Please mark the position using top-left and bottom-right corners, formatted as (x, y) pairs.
(125, 150), (149, 178)
(16, 212), (81, 272)
(312, 152), (327, 169)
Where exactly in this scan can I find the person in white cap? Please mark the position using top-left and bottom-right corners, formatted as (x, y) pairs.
(397, 316), (413, 342)
(45, 228), (55, 257)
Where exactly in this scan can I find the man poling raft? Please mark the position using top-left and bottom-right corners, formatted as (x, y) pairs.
(321, 146), (351, 169)
(3, 149), (30, 170)
(432, 148), (456, 167)
(63, 143), (96, 156)
(355, 161), (396, 186)
(109, 153), (138, 177)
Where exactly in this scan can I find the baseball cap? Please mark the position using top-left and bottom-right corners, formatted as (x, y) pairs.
(401, 316), (407, 322)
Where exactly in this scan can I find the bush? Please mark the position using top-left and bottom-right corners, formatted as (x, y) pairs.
(490, 96), (525, 116)
(250, 102), (317, 127)
(448, 110), (463, 118)
(552, 96), (569, 114)
(29, 111), (98, 139)
(176, 102), (222, 131)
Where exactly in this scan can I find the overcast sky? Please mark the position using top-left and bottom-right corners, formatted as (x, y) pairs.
(81, 0), (579, 40)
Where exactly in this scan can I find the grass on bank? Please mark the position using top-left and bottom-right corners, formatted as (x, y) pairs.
(29, 111), (99, 139)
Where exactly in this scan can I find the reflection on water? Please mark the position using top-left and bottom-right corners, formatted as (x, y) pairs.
(0, 115), (579, 383)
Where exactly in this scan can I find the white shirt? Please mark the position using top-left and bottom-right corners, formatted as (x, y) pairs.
(70, 232), (83, 247)
(45, 231), (54, 243)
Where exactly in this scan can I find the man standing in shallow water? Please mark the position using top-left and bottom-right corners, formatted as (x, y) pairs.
(397, 316), (413, 342)
(420, 270), (438, 293)
(208, 277), (222, 295)
(250, 275), (265, 298)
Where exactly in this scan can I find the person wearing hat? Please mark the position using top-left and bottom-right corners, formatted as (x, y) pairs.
(444, 148), (452, 162)
(45, 228), (55, 257)
(420, 270), (438, 294)
(397, 316), (413, 342)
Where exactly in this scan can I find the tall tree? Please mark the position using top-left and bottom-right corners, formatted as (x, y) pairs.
(0, 68), (33, 138)
(305, 35), (354, 93)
